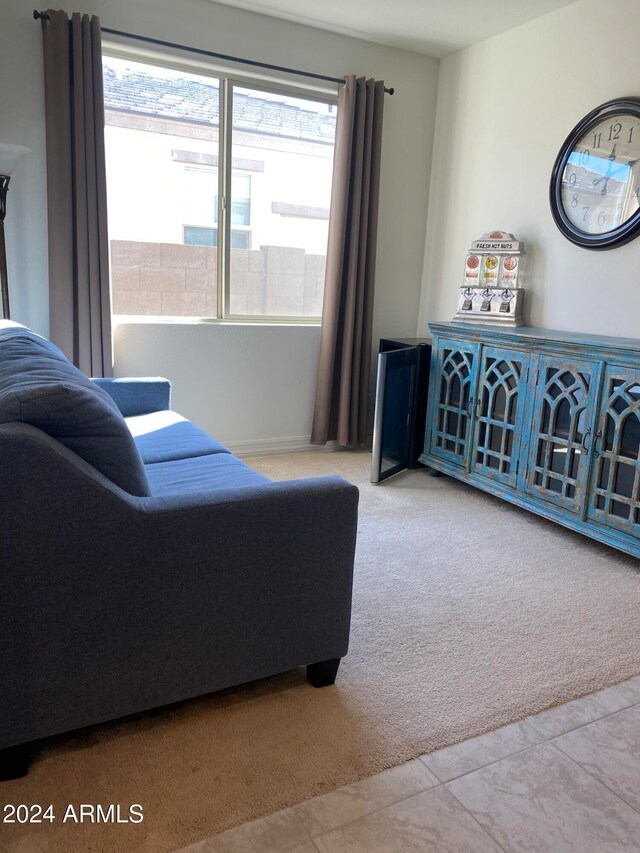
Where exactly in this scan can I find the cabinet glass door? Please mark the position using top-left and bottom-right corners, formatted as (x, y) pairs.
(470, 347), (530, 487)
(527, 356), (601, 513)
(428, 339), (479, 468)
(588, 366), (640, 536)
(371, 346), (418, 483)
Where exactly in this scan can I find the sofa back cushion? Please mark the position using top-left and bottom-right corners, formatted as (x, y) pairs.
(0, 328), (151, 496)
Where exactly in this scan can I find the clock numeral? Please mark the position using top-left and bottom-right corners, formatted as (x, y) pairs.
(593, 131), (602, 148)
(582, 206), (591, 223)
(608, 122), (622, 141)
(571, 193), (579, 208)
(635, 188), (640, 204)
(629, 127), (635, 144)
(579, 149), (590, 165)
(568, 172), (577, 187)
(597, 210), (606, 226)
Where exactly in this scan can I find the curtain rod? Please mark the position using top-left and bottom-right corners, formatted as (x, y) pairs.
(33, 10), (395, 95)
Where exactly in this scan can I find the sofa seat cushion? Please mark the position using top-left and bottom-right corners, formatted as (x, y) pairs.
(126, 410), (231, 463)
(0, 329), (151, 497)
(146, 452), (271, 497)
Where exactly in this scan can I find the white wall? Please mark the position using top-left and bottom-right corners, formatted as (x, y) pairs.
(419, 0), (640, 339)
(114, 321), (322, 450)
(1, 0), (438, 446)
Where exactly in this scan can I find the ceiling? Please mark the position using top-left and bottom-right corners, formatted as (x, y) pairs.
(206, 0), (580, 57)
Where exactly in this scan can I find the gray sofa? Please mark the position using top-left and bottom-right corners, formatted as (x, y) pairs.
(0, 321), (358, 779)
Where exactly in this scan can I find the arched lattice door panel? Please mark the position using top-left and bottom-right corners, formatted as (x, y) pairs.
(588, 366), (640, 535)
(428, 339), (479, 468)
(526, 356), (602, 513)
(470, 347), (531, 487)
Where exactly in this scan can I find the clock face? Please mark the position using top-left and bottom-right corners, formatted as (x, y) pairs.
(550, 98), (640, 248)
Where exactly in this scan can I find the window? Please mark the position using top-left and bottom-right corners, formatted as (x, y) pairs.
(184, 226), (216, 247)
(184, 226), (251, 249)
(103, 55), (336, 320)
(227, 174), (251, 227)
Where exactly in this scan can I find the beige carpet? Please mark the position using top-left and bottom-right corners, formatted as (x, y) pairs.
(3, 451), (640, 853)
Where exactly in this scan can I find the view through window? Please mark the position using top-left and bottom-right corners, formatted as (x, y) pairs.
(103, 56), (337, 320)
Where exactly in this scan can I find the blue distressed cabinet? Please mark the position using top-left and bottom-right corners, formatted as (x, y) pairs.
(420, 322), (640, 559)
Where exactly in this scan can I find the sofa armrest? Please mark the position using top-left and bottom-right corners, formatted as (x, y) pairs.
(91, 377), (172, 416)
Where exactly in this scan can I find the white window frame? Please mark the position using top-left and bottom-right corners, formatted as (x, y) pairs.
(103, 45), (337, 325)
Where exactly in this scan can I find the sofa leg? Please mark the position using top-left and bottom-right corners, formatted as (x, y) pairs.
(307, 658), (341, 687)
(0, 744), (31, 781)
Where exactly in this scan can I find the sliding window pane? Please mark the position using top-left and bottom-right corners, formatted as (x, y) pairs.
(103, 56), (219, 317)
(228, 86), (336, 318)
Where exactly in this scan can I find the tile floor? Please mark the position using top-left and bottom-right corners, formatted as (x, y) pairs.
(179, 675), (640, 852)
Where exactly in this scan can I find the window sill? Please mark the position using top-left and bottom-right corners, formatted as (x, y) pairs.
(112, 315), (322, 328)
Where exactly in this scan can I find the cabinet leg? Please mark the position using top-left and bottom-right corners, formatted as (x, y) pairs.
(428, 467), (442, 477)
(307, 658), (341, 687)
(0, 744), (31, 781)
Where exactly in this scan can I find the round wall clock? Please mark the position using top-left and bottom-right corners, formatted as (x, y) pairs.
(550, 97), (640, 249)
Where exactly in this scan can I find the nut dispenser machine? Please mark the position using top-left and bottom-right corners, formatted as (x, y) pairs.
(453, 230), (526, 326)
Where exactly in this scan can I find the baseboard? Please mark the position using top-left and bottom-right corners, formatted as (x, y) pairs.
(224, 435), (341, 457)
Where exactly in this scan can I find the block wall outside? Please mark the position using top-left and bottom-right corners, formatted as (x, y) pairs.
(110, 240), (325, 317)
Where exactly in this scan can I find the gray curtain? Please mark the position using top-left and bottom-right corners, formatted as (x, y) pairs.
(41, 10), (112, 376)
(311, 76), (384, 447)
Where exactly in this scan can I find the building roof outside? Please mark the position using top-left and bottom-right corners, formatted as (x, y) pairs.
(103, 66), (336, 145)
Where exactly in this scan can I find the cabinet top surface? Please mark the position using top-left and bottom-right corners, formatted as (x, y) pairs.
(428, 321), (640, 354)
(380, 337), (432, 347)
